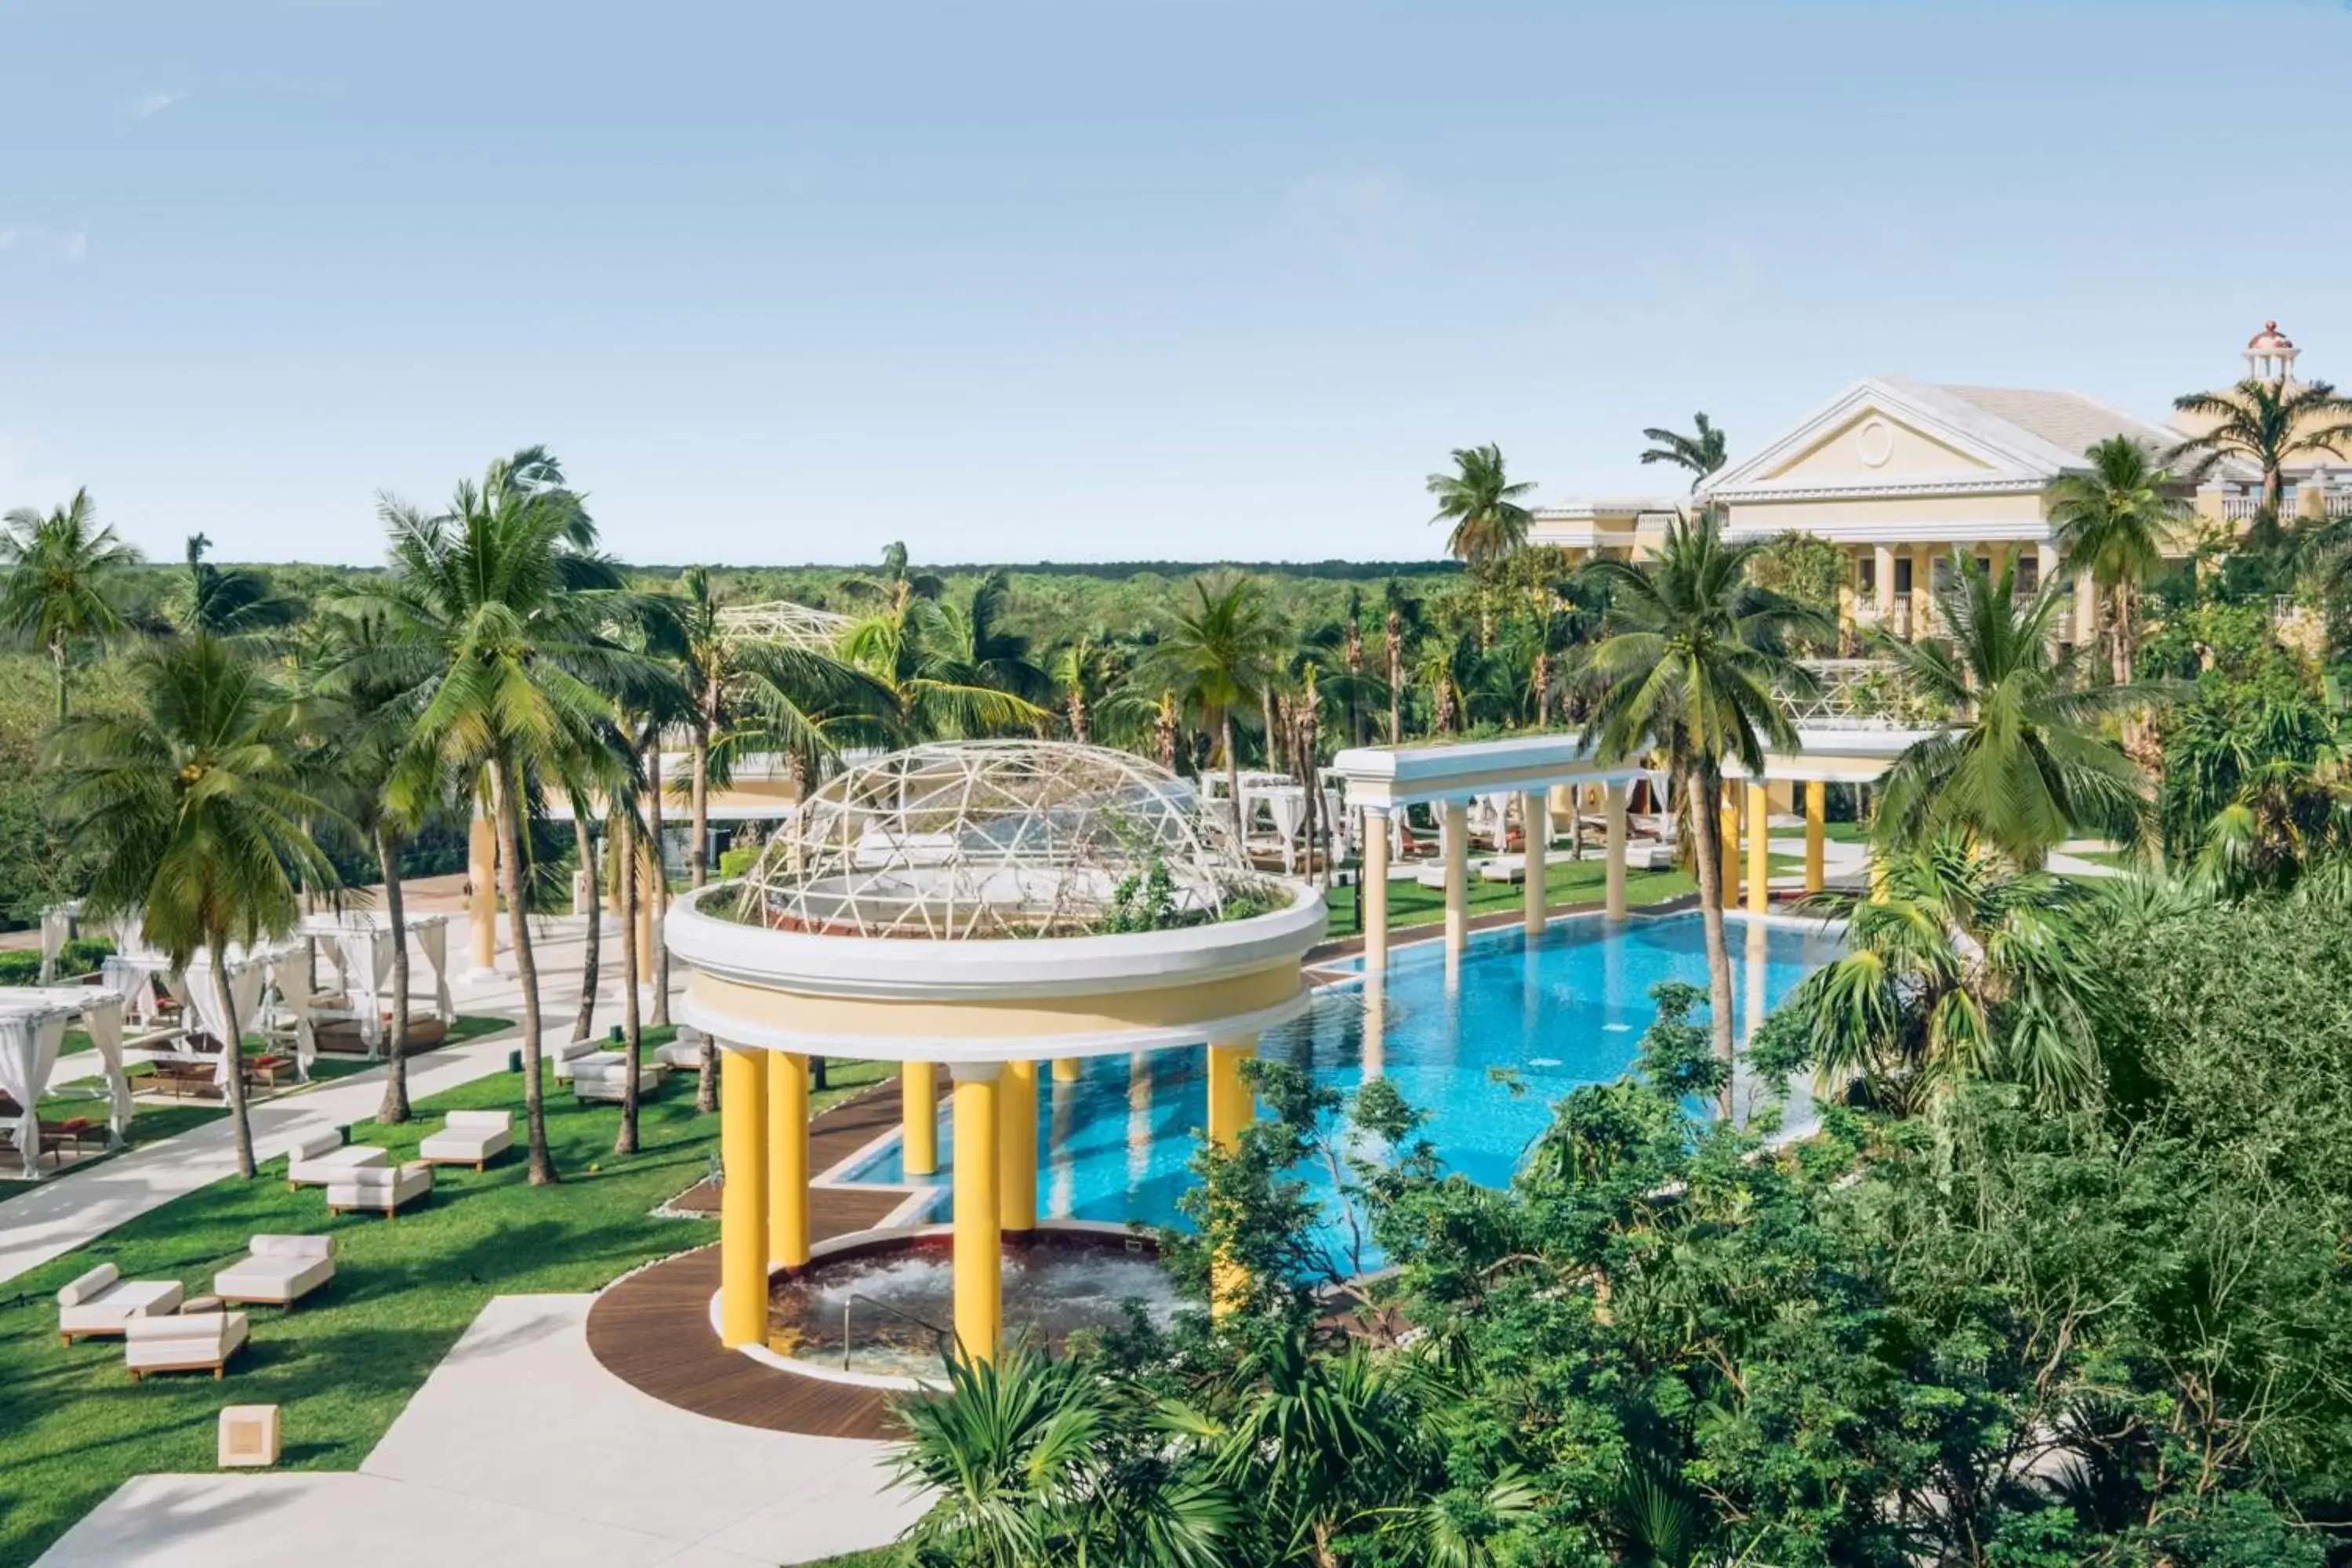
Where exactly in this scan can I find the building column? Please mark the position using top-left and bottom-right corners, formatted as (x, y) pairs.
(2036, 539), (2059, 604)
(1911, 544), (1939, 637)
(1361, 808), (1391, 975)
(635, 851), (656, 979)
(2074, 565), (2097, 647)
(768, 1051), (810, 1272)
(466, 812), (498, 974)
(1442, 798), (1470, 958)
(1206, 1035), (1257, 1314)
(718, 1046), (770, 1349)
(1746, 781), (1770, 915)
(1603, 780), (1628, 920)
(1051, 1057), (1082, 1084)
(949, 1062), (1003, 1363)
(901, 1061), (938, 1176)
(996, 1058), (1037, 1234)
(1521, 789), (1547, 937)
(1719, 782), (1741, 908)
(1803, 779), (1826, 894)
(1207, 1035), (1257, 1150)
(1985, 540), (2009, 590)
(1873, 543), (1896, 626)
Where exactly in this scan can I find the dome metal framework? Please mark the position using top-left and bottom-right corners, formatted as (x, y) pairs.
(715, 600), (856, 652)
(734, 740), (1254, 940)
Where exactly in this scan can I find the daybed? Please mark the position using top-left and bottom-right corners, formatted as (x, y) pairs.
(213, 1235), (335, 1309)
(57, 1264), (183, 1345)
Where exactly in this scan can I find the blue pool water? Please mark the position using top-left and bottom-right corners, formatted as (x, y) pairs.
(838, 913), (1839, 1260)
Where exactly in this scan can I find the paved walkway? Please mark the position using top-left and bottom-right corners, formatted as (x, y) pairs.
(0, 910), (679, 1288)
(37, 1294), (920, 1566)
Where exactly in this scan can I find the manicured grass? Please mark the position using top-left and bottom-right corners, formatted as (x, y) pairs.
(0, 1027), (892, 1568)
(1321, 851), (1802, 935)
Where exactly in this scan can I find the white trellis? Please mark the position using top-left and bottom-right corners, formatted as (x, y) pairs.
(736, 741), (1258, 940)
(714, 600), (855, 652)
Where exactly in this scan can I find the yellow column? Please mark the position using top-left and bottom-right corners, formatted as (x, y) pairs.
(768, 1051), (810, 1271)
(718, 1047), (770, 1348)
(1205, 1036), (1257, 1316)
(1873, 543), (1896, 626)
(1985, 540), (2009, 591)
(1442, 798), (1469, 957)
(2035, 539), (2058, 601)
(1207, 1036), (1257, 1150)
(1746, 782), (1769, 915)
(467, 813), (497, 972)
(2074, 565), (2098, 647)
(1603, 780), (1628, 920)
(901, 1061), (938, 1176)
(996, 1058), (1037, 1234)
(1362, 810), (1390, 975)
(1051, 1057), (1082, 1084)
(1521, 789), (1547, 937)
(1803, 779), (1826, 894)
(1719, 783), (1740, 907)
(950, 1063), (1002, 1363)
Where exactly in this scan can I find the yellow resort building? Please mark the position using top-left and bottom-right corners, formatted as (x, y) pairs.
(1532, 322), (2352, 647)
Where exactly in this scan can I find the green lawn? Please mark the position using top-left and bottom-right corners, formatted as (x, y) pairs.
(1322, 851), (1802, 935)
(0, 1028), (891, 1568)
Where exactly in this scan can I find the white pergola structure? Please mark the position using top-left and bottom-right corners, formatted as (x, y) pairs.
(1331, 728), (1938, 974)
(666, 741), (1325, 1365)
(298, 909), (455, 1056)
(714, 600), (856, 652)
(0, 987), (134, 1176)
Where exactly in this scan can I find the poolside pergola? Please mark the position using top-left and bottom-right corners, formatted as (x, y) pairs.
(664, 741), (1325, 1364)
(1330, 728), (1936, 973)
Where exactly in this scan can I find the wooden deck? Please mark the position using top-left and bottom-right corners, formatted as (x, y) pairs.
(584, 1080), (927, 1440)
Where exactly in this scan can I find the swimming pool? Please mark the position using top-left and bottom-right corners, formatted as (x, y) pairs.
(835, 912), (1840, 1254)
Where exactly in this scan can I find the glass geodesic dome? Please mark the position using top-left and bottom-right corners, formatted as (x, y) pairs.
(735, 741), (1260, 939)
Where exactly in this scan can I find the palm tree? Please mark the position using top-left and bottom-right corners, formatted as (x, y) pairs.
(361, 453), (654, 1185)
(1048, 629), (1122, 746)
(844, 586), (1048, 743)
(1152, 576), (1286, 838)
(1380, 579), (1428, 744)
(52, 635), (337, 1176)
(1869, 552), (2148, 869)
(1781, 836), (2110, 1114)
(610, 786), (648, 1156)
(2169, 376), (2352, 516)
(172, 534), (301, 640)
(1637, 413), (1730, 492)
(2048, 437), (2187, 689)
(1425, 445), (1535, 570)
(1579, 511), (1827, 1092)
(0, 489), (141, 719)
(927, 571), (1051, 715)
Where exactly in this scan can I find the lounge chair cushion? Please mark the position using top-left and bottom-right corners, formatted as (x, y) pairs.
(284, 1130), (343, 1165)
(289, 1144), (388, 1187)
(551, 1039), (604, 1080)
(326, 1161), (433, 1214)
(56, 1262), (119, 1308)
(570, 1055), (664, 1102)
(60, 1275), (185, 1337)
(216, 1236), (335, 1306)
(419, 1111), (512, 1165)
(125, 1309), (248, 1374)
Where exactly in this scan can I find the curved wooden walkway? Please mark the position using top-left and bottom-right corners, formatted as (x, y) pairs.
(585, 1080), (929, 1440)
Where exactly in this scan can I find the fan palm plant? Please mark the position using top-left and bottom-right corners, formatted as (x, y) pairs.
(358, 453), (655, 1184)
(1380, 579), (1428, 743)
(2169, 376), (2352, 516)
(51, 635), (338, 1176)
(1778, 835), (2110, 1114)
(1579, 510), (1828, 1093)
(1637, 412), (1729, 492)
(1869, 552), (2149, 868)
(2048, 437), (2187, 689)
(1426, 445), (1535, 570)
(0, 488), (141, 719)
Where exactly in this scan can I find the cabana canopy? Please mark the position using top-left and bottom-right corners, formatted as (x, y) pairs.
(298, 910), (453, 1055)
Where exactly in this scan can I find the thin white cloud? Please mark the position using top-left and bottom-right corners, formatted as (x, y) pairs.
(60, 228), (88, 263)
(0, 230), (15, 252)
(0, 224), (90, 263)
(128, 89), (190, 125)
(1283, 171), (1421, 255)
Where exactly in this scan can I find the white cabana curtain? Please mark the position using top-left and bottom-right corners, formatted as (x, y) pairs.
(0, 1005), (72, 1178)
(183, 954), (271, 1087)
(1264, 789), (1306, 874)
(270, 958), (316, 1078)
(416, 919), (452, 1019)
(103, 953), (178, 1030)
(336, 929), (388, 1051)
(39, 906), (74, 985)
(78, 993), (132, 1142)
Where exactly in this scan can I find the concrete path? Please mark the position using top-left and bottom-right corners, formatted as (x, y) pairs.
(0, 910), (678, 1288)
(38, 1295), (919, 1567)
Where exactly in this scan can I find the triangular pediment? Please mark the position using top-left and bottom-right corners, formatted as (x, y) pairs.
(1763, 409), (1994, 482)
(1706, 378), (2072, 498)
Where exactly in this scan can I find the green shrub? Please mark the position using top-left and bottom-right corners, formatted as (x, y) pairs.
(717, 843), (762, 879)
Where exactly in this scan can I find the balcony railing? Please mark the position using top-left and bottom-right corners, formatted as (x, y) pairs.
(1784, 659), (1951, 731)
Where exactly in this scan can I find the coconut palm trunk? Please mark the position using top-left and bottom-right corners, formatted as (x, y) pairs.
(50, 637), (69, 722)
(690, 720), (717, 1115)
(1221, 710), (1243, 842)
(208, 936), (259, 1178)
(571, 815), (601, 1045)
(375, 819), (413, 1125)
(494, 760), (557, 1185)
(646, 741), (670, 1029)
(615, 800), (642, 1156)
(1385, 613), (1403, 743)
(1686, 763), (1736, 1113)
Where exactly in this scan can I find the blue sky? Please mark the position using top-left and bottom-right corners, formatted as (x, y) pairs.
(4, 1), (2348, 568)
